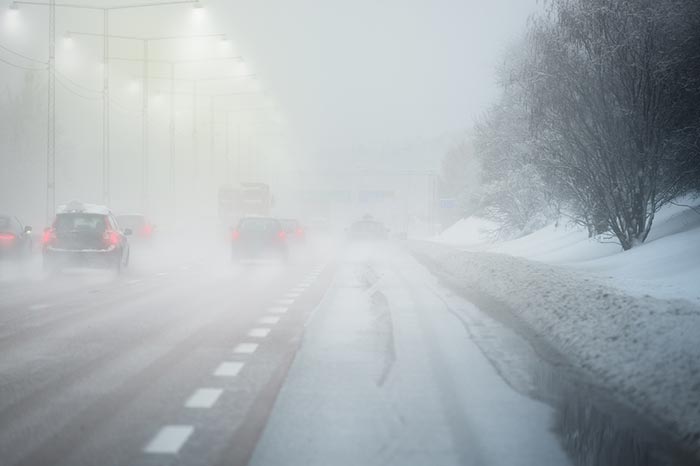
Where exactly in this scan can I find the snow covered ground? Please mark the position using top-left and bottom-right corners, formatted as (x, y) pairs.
(251, 243), (572, 466)
(434, 197), (700, 304)
(419, 200), (700, 458)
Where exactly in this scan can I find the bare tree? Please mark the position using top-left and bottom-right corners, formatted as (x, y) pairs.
(523, 0), (700, 249)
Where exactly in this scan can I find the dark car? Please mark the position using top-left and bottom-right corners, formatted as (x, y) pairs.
(279, 218), (306, 244)
(0, 215), (33, 260)
(116, 214), (155, 241)
(346, 217), (389, 241)
(43, 202), (131, 273)
(231, 216), (288, 263)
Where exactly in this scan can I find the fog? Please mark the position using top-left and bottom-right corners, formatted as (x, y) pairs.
(0, 0), (537, 231)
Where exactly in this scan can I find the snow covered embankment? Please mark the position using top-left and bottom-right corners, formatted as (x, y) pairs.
(409, 241), (700, 458)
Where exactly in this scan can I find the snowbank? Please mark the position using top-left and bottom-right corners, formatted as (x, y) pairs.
(409, 241), (700, 459)
(436, 199), (700, 303)
(433, 216), (498, 248)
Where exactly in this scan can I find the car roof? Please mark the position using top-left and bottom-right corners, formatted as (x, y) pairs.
(57, 201), (110, 215)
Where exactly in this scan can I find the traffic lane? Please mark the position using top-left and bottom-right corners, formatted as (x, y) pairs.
(251, 243), (571, 466)
(0, 257), (333, 466)
(61, 261), (334, 466)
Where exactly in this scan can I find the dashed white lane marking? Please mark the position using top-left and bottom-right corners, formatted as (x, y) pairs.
(248, 327), (271, 338)
(28, 303), (50, 311)
(144, 425), (194, 454)
(268, 306), (288, 314)
(284, 292), (300, 299)
(276, 298), (294, 305)
(156, 272), (168, 277)
(185, 388), (223, 409)
(291, 286), (307, 292)
(259, 316), (280, 325)
(233, 342), (259, 354)
(214, 361), (245, 377)
(126, 279), (141, 285)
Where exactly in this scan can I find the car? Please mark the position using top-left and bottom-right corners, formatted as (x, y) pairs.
(279, 218), (306, 244)
(42, 201), (131, 273)
(0, 215), (33, 260)
(231, 216), (288, 263)
(346, 216), (389, 241)
(116, 214), (156, 241)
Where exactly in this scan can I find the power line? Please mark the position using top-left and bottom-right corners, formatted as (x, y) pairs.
(55, 70), (102, 94)
(0, 55), (47, 71)
(0, 43), (48, 64)
(55, 73), (103, 100)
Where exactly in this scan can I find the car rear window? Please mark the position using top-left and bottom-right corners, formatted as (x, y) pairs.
(352, 221), (384, 233)
(279, 219), (299, 231)
(55, 213), (107, 233)
(238, 218), (281, 233)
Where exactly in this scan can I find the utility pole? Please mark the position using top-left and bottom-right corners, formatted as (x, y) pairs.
(102, 9), (110, 205)
(142, 41), (149, 214)
(46, 0), (55, 224)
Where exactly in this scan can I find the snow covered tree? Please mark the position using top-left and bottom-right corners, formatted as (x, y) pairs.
(471, 71), (556, 238)
(439, 136), (480, 217)
(523, 0), (700, 249)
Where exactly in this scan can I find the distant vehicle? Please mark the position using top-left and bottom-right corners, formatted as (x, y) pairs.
(116, 214), (155, 241)
(43, 201), (131, 273)
(279, 218), (306, 243)
(218, 182), (274, 231)
(346, 216), (389, 241)
(0, 215), (33, 260)
(231, 216), (288, 263)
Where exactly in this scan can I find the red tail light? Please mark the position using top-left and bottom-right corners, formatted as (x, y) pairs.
(42, 229), (56, 245)
(278, 230), (286, 240)
(0, 233), (16, 242)
(296, 228), (304, 237)
(102, 230), (120, 247)
(231, 230), (240, 240)
(142, 224), (153, 236)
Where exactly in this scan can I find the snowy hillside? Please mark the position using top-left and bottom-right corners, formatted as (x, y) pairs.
(434, 198), (700, 303)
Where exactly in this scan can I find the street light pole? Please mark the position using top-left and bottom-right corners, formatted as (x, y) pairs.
(46, 0), (55, 224)
(102, 9), (110, 205)
(15, 0), (202, 215)
(142, 40), (149, 213)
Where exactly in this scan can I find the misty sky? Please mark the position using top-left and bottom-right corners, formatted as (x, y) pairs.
(208, 0), (540, 170)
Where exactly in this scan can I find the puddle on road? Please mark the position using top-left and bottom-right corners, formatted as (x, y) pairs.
(437, 285), (698, 466)
(541, 368), (698, 466)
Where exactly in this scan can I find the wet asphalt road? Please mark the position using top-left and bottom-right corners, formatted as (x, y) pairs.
(0, 245), (333, 466)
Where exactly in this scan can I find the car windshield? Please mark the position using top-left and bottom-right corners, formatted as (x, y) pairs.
(55, 213), (106, 233)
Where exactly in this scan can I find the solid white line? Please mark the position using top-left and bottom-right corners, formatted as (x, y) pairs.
(276, 298), (294, 305)
(268, 306), (288, 314)
(233, 342), (259, 354)
(185, 388), (223, 409)
(259, 316), (280, 325)
(248, 327), (271, 338)
(143, 425), (194, 454)
(214, 361), (245, 377)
